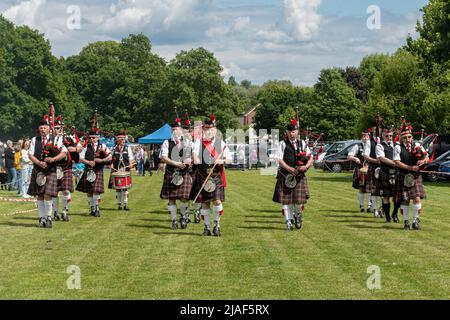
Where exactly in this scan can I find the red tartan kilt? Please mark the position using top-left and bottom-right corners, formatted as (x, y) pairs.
(272, 172), (309, 205)
(57, 168), (74, 192)
(27, 168), (59, 197)
(394, 173), (426, 203)
(366, 166), (378, 194)
(108, 171), (132, 190)
(75, 168), (105, 194)
(352, 167), (370, 193)
(160, 170), (194, 200)
(374, 170), (394, 197)
(190, 171), (225, 203)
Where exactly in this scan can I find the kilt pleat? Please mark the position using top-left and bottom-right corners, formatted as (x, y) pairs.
(75, 168), (105, 194)
(190, 171), (225, 203)
(272, 172), (309, 205)
(394, 173), (426, 203)
(160, 170), (194, 200)
(374, 170), (395, 197)
(27, 168), (59, 197)
(366, 166), (378, 195)
(57, 168), (74, 192)
(351, 167), (370, 193)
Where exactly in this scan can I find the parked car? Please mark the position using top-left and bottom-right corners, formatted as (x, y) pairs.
(422, 133), (450, 159)
(423, 150), (450, 182)
(314, 140), (360, 169)
(322, 141), (361, 172)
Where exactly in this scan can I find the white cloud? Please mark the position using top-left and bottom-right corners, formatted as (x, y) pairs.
(283, 0), (322, 41)
(101, 7), (152, 32)
(3, 0), (46, 29)
(233, 16), (250, 32)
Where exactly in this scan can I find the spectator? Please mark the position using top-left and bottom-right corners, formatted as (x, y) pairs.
(5, 140), (16, 191)
(0, 141), (4, 171)
(14, 140), (23, 194)
(249, 148), (258, 170)
(20, 139), (33, 198)
(135, 146), (145, 176)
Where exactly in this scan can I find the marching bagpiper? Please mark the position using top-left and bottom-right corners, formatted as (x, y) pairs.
(27, 115), (68, 228)
(374, 128), (400, 223)
(347, 130), (372, 213)
(160, 118), (194, 229)
(363, 128), (381, 218)
(272, 120), (313, 231)
(192, 115), (231, 236)
(108, 130), (135, 210)
(76, 128), (112, 217)
(393, 125), (429, 230)
(51, 116), (82, 222)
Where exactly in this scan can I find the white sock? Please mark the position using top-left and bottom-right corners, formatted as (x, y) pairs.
(201, 209), (211, 228)
(401, 205), (410, 221)
(88, 196), (94, 208)
(62, 194), (70, 210)
(92, 194), (100, 209)
(367, 193), (371, 207)
(52, 197), (59, 213)
(282, 205), (290, 221)
(371, 196), (378, 211)
(358, 192), (364, 207)
(213, 205), (221, 226)
(123, 191), (128, 205)
(168, 204), (177, 221)
(180, 202), (189, 216)
(44, 200), (53, 217)
(289, 205), (295, 220)
(116, 191), (123, 205)
(412, 204), (420, 222)
(37, 200), (46, 219)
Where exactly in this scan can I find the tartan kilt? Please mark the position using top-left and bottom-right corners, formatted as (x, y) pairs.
(191, 171), (225, 203)
(160, 170), (194, 200)
(108, 171), (132, 190)
(366, 166), (378, 195)
(351, 167), (370, 193)
(57, 168), (74, 192)
(76, 168), (105, 194)
(394, 173), (426, 203)
(27, 168), (59, 197)
(374, 170), (394, 197)
(272, 172), (309, 205)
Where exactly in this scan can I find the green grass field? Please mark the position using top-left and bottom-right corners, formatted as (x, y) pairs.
(0, 169), (449, 299)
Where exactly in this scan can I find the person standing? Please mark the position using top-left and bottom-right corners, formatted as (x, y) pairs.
(5, 140), (16, 191)
(14, 140), (23, 195)
(363, 129), (381, 218)
(272, 120), (313, 231)
(20, 139), (33, 198)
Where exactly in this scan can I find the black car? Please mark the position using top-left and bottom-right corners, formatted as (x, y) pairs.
(422, 133), (450, 159)
(322, 142), (360, 173)
(423, 150), (450, 182)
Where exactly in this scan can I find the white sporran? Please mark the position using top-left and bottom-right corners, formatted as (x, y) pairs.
(374, 167), (381, 180)
(36, 172), (47, 187)
(284, 174), (297, 189)
(404, 173), (416, 188)
(204, 178), (216, 193)
(171, 171), (184, 186)
(86, 170), (96, 183)
(56, 166), (64, 180)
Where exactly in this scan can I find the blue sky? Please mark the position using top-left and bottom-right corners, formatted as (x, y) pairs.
(1, 0), (429, 86)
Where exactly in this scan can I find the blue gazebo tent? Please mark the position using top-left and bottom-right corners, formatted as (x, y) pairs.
(138, 124), (172, 144)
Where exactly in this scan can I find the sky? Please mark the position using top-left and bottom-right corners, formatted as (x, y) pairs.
(0, 0), (429, 86)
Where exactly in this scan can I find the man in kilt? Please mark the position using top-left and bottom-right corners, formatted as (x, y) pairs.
(192, 115), (231, 236)
(272, 120), (313, 231)
(108, 130), (135, 210)
(375, 128), (400, 223)
(28, 116), (68, 228)
(160, 118), (194, 230)
(393, 126), (428, 230)
(76, 129), (112, 217)
(52, 116), (82, 222)
(363, 128), (381, 218)
(347, 130), (371, 213)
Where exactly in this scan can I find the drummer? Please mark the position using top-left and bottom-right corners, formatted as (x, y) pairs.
(76, 128), (112, 217)
(160, 118), (194, 230)
(108, 130), (135, 210)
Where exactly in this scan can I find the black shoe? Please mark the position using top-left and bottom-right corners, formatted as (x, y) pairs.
(171, 220), (178, 230)
(294, 213), (303, 229)
(202, 227), (211, 236)
(39, 217), (46, 228)
(360, 206), (365, 213)
(379, 210), (385, 218)
(392, 214), (399, 223)
(54, 212), (60, 221)
(180, 217), (187, 229)
(412, 219), (421, 230)
(62, 209), (69, 222)
(89, 207), (96, 216)
(213, 226), (221, 236)
(118, 204), (122, 210)
(404, 221), (410, 230)
(123, 205), (129, 211)
(94, 209), (100, 217)
(186, 213), (191, 223)
(46, 216), (53, 228)
(366, 207), (371, 213)
(286, 221), (293, 231)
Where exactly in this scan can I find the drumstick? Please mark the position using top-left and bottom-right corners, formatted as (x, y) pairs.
(419, 170), (450, 175)
(192, 144), (227, 204)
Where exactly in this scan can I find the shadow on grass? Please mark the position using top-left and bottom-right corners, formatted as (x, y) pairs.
(126, 224), (168, 230)
(13, 216), (38, 220)
(140, 218), (170, 222)
(244, 220), (284, 224)
(0, 221), (37, 228)
(245, 215), (281, 219)
(311, 176), (352, 183)
(346, 224), (401, 230)
(320, 209), (360, 214)
(153, 231), (202, 237)
(149, 210), (169, 215)
(248, 209), (281, 214)
(322, 213), (370, 218)
(238, 226), (283, 231)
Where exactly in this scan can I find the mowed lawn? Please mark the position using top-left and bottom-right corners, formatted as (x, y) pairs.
(0, 169), (449, 299)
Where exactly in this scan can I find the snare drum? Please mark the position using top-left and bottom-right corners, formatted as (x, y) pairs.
(112, 171), (132, 190)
